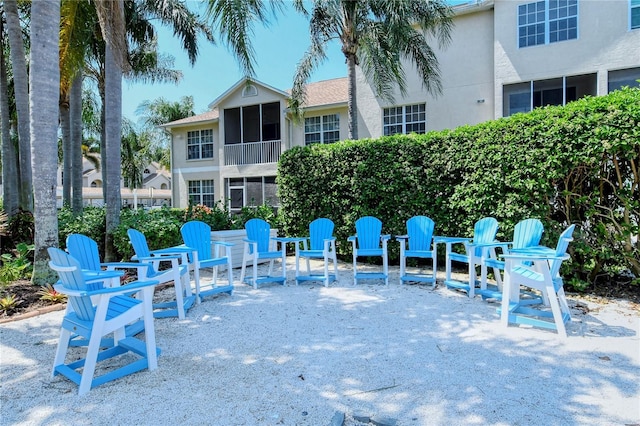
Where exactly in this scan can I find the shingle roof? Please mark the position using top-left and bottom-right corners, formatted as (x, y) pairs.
(162, 109), (219, 127)
(162, 77), (348, 127)
(295, 77), (348, 108)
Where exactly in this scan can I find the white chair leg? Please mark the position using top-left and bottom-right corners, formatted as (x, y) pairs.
(240, 252), (248, 284)
(383, 251), (389, 286)
(252, 258), (258, 289)
(546, 284), (567, 338)
(172, 262), (186, 319)
(323, 254), (330, 287)
(141, 287), (158, 370)
(52, 328), (72, 377)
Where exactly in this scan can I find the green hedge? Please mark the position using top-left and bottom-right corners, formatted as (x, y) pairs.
(58, 202), (280, 262)
(277, 87), (640, 290)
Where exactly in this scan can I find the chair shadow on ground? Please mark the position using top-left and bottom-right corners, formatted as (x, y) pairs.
(0, 259), (638, 425)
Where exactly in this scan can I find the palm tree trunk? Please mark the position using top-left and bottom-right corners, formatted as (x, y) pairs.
(70, 73), (84, 214)
(60, 93), (72, 207)
(104, 44), (122, 261)
(346, 53), (358, 140)
(0, 21), (19, 216)
(4, 0), (34, 212)
(29, 0), (60, 284)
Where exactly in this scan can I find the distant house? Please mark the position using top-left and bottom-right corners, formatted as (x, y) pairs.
(162, 0), (640, 211)
(56, 159), (171, 208)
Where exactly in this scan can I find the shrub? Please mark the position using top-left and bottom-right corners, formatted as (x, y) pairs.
(58, 206), (106, 251)
(0, 243), (34, 285)
(111, 207), (185, 260)
(277, 87), (640, 290)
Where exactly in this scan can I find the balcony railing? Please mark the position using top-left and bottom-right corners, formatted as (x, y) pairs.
(224, 140), (281, 166)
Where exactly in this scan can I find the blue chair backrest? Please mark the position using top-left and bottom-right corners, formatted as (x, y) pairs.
(181, 220), (212, 261)
(550, 224), (575, 278)
(355, 216), (383, 250)
(472, 217), (499, 256)
(67, 234), (102, 271)
(48, 247), (95, 321)
(245, 218), (272, 254)
(512, 218), (544, 250)
(309, 218), (335, 251)
(127, 229), (157, 276)
(406, 216), (435, 251)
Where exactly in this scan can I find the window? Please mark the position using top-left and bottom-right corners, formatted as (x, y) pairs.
(518, 0), (578, 48)
(304, 114), (340, 145)
(225, 176), (279, 213)
(187, 129), (214, 160)
(242, 84), (258, 97)
(188, 179), (214, 207)
(224, 102), (281, 145)
(633, 0), (640, 29)
(383, 103), (426, 136)
(608, 67), (640, 92)
(503, 73), (596, 116)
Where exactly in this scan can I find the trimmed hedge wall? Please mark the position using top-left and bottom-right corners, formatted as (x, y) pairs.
(277, 87), (640, 290)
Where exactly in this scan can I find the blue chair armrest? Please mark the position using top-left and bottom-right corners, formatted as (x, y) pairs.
(471, 241), (509, 249)
(347, 236), (356, 242)
(54, 279), (159, 297)
(502, 252), (569, 262)
(433, 236), (470, 244)
(395, 234), (409, 241)
(381, 234), (391, 241)
(132, 254), (183, 261)
(100, 261), (150, 269)
(151, 245), (193, 255)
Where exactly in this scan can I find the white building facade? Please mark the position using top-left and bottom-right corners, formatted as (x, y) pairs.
(163, 0), (640, 210)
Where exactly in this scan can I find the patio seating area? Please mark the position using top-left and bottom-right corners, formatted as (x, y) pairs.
(43, 217), (585, 396)
(1, 257), (638, 424)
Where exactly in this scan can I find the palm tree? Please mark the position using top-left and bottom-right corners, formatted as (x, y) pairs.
(290, 0), (453, 139)
(0, 17), (19, 216)
(70, 73), (84, 214)
(120, 118), (149, 190)
(136, 95), (195, 168)
(29, 0), (60, 284)
(60, 0), (97, 213)
(4, 0), (33, 211)
(204, 0), (283, 78)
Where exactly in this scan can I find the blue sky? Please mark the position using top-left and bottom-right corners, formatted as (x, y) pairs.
(123, 2), (345, 122)
(123, 0), (470, 123)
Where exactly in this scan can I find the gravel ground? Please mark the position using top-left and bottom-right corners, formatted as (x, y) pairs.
(1, 259), (639, 426)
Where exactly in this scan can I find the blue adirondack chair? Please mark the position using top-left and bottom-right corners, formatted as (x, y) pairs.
(499, 224), (576, 338)
(397, 216), (437, 286)
(127, 229), (195, 319)
(180, 221), (234, 301)
(67, 233), (149, 289)
(239, 218), (288, 289)
(434, 217), (499, 297)
(47, 248), (159, 396)
(66, 233), (154, 342)
(475, 218), (545, 300)
(294, 218), (338, 287)
(348, 216), (391, 285)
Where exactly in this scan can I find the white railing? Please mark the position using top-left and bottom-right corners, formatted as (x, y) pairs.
(224, 140), (281, 166)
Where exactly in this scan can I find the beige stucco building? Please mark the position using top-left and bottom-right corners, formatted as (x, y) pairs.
(163, 0), (640, 210)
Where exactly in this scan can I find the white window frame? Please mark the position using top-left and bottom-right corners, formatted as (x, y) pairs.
(383, 103), (426, 136)
(518, 0), (578, 48)
(304, 114), (340, 145)
(187, 129), (214, 160)
(188, 179), (215, 207)
(226, 176), (279, 213)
